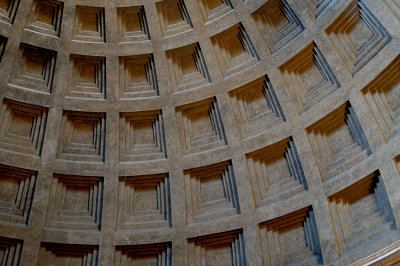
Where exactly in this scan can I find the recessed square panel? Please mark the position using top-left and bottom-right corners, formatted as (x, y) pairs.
(45, 174), (103, 231)
(0, 99), (48, 156)
(188, 230), (246, 265)
(114, 242), (171, 265)
(120, 110), (166, 162)
(166, 43), (210, 93)
(362, 55), (400, 142)
(80, 11), (97, 31)
(279, 42), (340, 113)
(325, 0), (391, 75)
(211, 23), (259, 78)
(229, 76), (285, 139)
(119, 54), (158, 99)
(205, 243), (232, 264)
(117, 6), (150, 42)
(63, 185), (90, 211)
(129, 65), (147, 84)
(0, 165), (36, 226)
(8, 111), (35, 138)
(9, 43), (57, 94)
(78, 63), (97, 84)
(246, 137), (307, 208)
(36, 2), (55, 24)
(327, 172), (396, 257)
(176, 97), (226, 155)
(184, 160), (239, 224)
(133, 186), (158, 212)
(252, 0), (303, 54)
(156, 0), (193, 37)
(38, 243), (98, 265)
(25, 0), (63, 37)
(0, 0), (20, 24)
(258, 206), (323, 265)
(67, 54), (106, 99)
(0, 177), (19, 202)
(117, 174), (171, 231)
(0, 237), (23, 265)
(196, 0), (233, 23)
(200, 175), (225, 204)
(72, 5), (105, 42)
(57, 111), (105, 162)
(306, 102), (371, 182)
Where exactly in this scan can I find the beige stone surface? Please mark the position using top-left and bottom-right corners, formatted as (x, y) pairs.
(0, 0), (400, 265)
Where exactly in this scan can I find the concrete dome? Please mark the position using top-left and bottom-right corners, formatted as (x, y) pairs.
(0, 0), (400, 265)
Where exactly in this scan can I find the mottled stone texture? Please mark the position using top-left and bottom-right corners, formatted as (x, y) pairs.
(0, 0), (400, 265)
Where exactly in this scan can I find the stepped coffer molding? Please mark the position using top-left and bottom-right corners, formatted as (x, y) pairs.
(0, 0), (399, 265)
